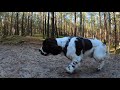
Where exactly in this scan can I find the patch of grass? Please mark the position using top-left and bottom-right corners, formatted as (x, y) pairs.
(24, 36), (44, 43)
(116, 48), (120, 54)
(58, 36), (64, 38)
(0, 35), (44, 45)
(32, 34), (43, 37)
(0, 35), (24, 44)
(110, 45), (115, 49)
(109, 44), (120, 54)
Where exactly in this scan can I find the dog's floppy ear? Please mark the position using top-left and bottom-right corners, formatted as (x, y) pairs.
(50, 45), (62, 55)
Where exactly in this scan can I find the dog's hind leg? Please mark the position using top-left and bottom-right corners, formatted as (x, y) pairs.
(66, 56), (82, 74)
(97, 60), (105, 71)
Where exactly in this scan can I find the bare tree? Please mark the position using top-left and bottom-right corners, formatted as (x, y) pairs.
(15, 12), (19, 35)
(21, 12), (25, 36)
(99, 12), (102, 40)
(60, 12), (62, 36)
(55, 12), (58, 37)
(44, 13), (47, 37)
(104, 12), (107, 41)
(10, 12), (13, 35)
(47, 12), (50, 38)
(51, 12), (55, 38)
(30, 12), (33, 36)
(42, 12), (45, 38)
(113, 12), (117, 53)
(108, 12), (111, 53)
(74, 12), (77, 36)
(80, 12), (82, 36)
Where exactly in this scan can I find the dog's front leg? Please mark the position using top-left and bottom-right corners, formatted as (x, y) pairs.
(66, 56), (82, 74)
(97, 60), (105, 71)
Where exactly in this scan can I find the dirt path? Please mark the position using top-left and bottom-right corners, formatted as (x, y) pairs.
(0, 44), (120, 78)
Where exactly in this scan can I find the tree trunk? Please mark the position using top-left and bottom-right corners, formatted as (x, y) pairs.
(24, 13), (27, 36)
(47, 12), (50, 38)
(0, 18), (2, 35)
(108, 12), (111, 53)
(21, 12), (25, 36)
(118, 12), (120, 47)
(27, 13), (30, 35)
(113, 12), (117, 53)
(17, 12), (19, 35)
(39, 12), (42, 34)
(74, 12), (77, 36)
(15, 12), (19, 35)
(104, 12), (107, 42)
(44, 13), (47, 36)
(93, 17), (95, 38)
(51, 12), (55, 38)
(63, 15), (65, 36)
(80, 12), (82, 36)
(3, 15), (7, 37)
(60, 12), (62, 36)
(30, 12), (33, 36)
(43, 12), (45, 38)
(82, 14), (85, 37)
(10, 12), (13, 35)
(99, 12), (102, 40)
(55, 13), (58, 37)
(66, 22), (68, 35)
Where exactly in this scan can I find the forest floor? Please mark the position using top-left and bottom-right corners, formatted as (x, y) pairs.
(0, 42), (120, 78)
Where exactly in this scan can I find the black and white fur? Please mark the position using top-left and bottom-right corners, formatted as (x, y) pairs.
(39, 37), (109, 74)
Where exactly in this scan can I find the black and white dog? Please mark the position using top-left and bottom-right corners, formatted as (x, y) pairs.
(39, 36), (109, 74)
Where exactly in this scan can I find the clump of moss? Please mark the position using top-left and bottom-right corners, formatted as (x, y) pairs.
(0, 35), (24, 44)
(0, 35), (44, 45)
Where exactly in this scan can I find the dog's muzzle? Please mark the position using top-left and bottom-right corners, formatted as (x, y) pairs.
(39, 47), (49, 56)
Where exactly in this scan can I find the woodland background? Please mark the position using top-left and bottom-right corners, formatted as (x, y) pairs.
(0, 12), (119, 54)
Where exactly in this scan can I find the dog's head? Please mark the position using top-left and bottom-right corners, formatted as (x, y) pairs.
(39, 38), (62, 56)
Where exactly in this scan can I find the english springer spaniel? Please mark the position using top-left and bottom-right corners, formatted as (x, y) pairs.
(39, 36), (109, 74)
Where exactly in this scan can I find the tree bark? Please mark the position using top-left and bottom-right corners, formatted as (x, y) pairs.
(15, 12), (19, 35)
(10, 12), (13, 35)
(60, 12), (62, 36)
(30, 12), (33, 36)
(74, 12), (77, 36)
(44, 13), (47, 36)
(27, 13), (30, 35)
(51, 12), (55, 38)
(43, 12), (45, 38)
(55, 13), (58, 37)
(21, 12), (25, 36)
(113, 12), (117, 53)
(47, 12), (50, 38)
(99, 12), (102, 40)
(108, 12), (111, 53)
(80, 12), (82, 36)
(63, 14), (65, 36)
(82, 14), (85, 37)
(104, 12), (107, 42)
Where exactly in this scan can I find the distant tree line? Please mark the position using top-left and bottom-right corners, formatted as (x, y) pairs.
(0, 12), (120, 52)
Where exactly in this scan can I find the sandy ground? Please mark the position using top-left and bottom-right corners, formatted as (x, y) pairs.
(0, 44), (120, 78)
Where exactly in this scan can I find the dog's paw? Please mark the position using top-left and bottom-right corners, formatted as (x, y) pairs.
(66, 66), (75, 74)
(96, 68), (101, 72)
